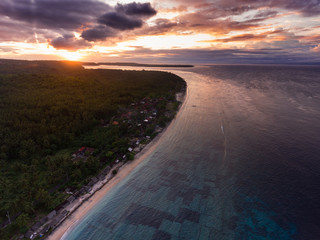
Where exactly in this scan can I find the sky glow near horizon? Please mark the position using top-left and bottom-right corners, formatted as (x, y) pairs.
(0, 0), (319, 64)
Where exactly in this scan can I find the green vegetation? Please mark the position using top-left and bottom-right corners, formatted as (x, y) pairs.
(0, 59), (186, 239)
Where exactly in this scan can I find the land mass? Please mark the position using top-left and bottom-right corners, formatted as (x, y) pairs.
(0, 59), (186, 240)
(82, 62), (194, 68)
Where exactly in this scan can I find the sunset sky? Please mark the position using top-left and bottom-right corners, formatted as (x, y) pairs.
(0, 0), (320, 64)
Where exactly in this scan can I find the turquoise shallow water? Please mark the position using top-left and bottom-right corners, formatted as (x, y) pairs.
(66, 65), (320, 239)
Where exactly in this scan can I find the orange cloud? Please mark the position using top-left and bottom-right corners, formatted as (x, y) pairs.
(200, 29), (286, 43)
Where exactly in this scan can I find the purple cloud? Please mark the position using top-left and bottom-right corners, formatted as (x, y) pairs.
(81, 26), (116, 41)
(115, 2), (157, 16)
(51, 34), (91, 51)
(0, 0), (111, 30)
(98, 12), (143, 30)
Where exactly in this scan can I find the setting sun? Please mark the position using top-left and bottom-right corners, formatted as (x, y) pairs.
(58, 51), (83, 61)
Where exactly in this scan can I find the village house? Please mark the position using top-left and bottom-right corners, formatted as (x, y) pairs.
(67, 195), (75, 203)
(47, 210), (56, 220)
(25, 230), (36, 240)
(84, 185), (92, 193)
(39, 225), (49, 237)
(72, 147), (95, 159)
(30, 221), (42, 232)
(134, 146), (141, 152)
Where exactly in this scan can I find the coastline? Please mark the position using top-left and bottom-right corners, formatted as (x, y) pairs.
(46, 88), (187, 240)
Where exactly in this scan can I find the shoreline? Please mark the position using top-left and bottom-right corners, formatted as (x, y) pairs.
(46, 88), (187, 240)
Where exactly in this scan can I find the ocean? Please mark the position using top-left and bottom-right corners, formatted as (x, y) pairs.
(65, 65), (320, 240)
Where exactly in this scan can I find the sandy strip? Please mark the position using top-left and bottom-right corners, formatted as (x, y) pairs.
(47, 93), (187, 240)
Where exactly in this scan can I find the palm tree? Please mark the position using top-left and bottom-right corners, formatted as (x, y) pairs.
(15, 213), (30, 229)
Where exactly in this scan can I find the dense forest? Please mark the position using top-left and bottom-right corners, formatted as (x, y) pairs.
(0, 59), (186, 239)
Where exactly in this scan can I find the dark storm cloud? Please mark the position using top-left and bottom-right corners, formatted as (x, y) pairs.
(96, 2), (157, 32)
(118, 47), (320, 65)
(0, 0), (111, 30)
(115, 2), (157, 16)
(81, 26), (116, 41)
(0, 0), (157, 49)
(51, 34), (91, 51)
(98, 12), (143, 30)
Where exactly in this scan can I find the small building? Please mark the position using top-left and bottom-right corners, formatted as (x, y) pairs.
(101, 166), (111, 175)
(61, 210), (68, 216)
(39, 225), (49, 237)
(47, 210), (57, 220)
(84, 186), (92, 192)
(85, 147), (95, 154)
(65, 188), (73, 195)
(97, 173), (105, 180)
(72, 146), (95, 159)
(25, 230), (36, 240)
(49, 219), (58, 229)
(112, 121), (119, 125)
(87, 180), (94, 187)
(79, 187), (86, 195)
(128, 147), (133, 152)
(31, 221), (42, 231)
(49, 214), (66, 229)
(79, 146), (86, 152)
(91, 177), (98, 184)
(134, 147), (141, 152)
(39, 216), (48, 225)
(67, 195), (75, 203)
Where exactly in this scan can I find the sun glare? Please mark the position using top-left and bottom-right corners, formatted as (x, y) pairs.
(58, 51), (83, 61)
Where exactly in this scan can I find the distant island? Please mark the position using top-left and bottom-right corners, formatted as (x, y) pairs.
(82, 62), (194, 68)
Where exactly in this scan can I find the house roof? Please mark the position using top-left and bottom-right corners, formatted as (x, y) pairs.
(79, 146), (86, 152)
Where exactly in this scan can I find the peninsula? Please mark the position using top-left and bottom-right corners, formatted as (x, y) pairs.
(0, 59), (186, 240)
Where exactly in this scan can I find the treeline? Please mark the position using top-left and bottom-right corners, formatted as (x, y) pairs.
(0, 60), (186, 239)
(82, 61), (194, 68)
(0, 62), (184, 161)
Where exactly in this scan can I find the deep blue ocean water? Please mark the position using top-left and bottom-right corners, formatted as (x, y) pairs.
(65, 65), (320, 240)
